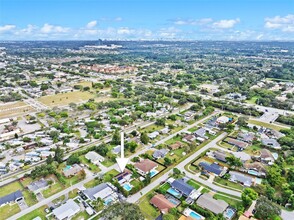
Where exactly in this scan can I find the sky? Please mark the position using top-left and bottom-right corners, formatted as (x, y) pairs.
(0, 0), (293, 41)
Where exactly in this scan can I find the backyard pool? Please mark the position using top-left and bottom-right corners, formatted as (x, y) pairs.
(167, 188), (182, 198)
(248, 169), (260, 176)
(63, 165), (72, 171)
(149, 169), (159, 178)
(223, 207), (236, 219)
(104, 197), (113, 205)
(123, 183), (133, 191)
(184, 208), (205, 220)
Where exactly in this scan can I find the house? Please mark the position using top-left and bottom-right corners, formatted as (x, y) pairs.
(182, 134), (196, 143)
(244, 162), (267, 177)
(63, 164), (83, 178)
(85, 151), (104, 164)
(194, 128), (208, 139)
(0, 190), (23, 207)
(169, 142), (183, 150)
(213, 150), (227, 162)
(226, 138), (248, 150)
(259, 149), (275, 164)
(115, 169), (132, 184)
(160, 127), (169, 134)
(196, 193), (228, 214)
(199, 162), (226, 176)
(148, 131), (159, 139)
(83, 183), (117, 201)
(134, 159), (158, 176)
(232, 152), (251, 163)
(27, 178), (48, 194)
(52, 199), (80, 220)
(153, 149), (169, 159)
(229, 171), (253, 187)
(112, 145), (121, 154)
(261, 138), (281, 150)
(216, 116), (230, 124)
(150, 194), (176, 214)
(238, 132), (255, 143)
(170, 179), (195, 198)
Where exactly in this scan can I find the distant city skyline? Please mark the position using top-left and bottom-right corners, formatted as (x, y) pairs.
(0, 0), (293, 41)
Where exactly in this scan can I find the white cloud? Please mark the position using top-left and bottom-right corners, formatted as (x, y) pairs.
(212, 18), (240, 29)
(115, 17), (122, 22)
(40, 23), (69, 33)
(0, 25), (16, 32)
(86, 20), (97, 29)
(265, 14), (294, 32)
(173, 18), (213, 26)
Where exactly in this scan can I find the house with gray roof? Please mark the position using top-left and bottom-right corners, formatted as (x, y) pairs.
(170, 179), (195, 198)
(83, 183), (117, 201)
(52, 199), (80, 220)
(0, 190), (23, 207)
(196, 193), (228, 214)
(194, 128), (208, 139)
(27, 178), (48, 194)
(153, 149), (169, 159)
(261, 138), (281, 150)
(229, 171), (253, 187)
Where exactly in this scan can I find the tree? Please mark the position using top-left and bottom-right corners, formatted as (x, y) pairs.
(164, 157), (172, 166)
(77, 169), (86, 180)
(111, 130), (121, 145)
(67, 154), (80, 165)
(163, 214), (175, 220)
(255, 196), (281, 220)
(102, 202), (144, 220)
(54, 146), (64, 164)
(46, 154), (54, 165)
(140, 132), (149, 144)
(236, 116), (249, 127)
(156, 118), (166, 126)
(241, 188), (258, 207)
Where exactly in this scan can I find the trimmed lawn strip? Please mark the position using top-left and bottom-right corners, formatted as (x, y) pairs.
(18, 205), (48, 220)
(0, 203), (21, 220)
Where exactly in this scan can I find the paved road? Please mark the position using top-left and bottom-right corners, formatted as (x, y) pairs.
(127, 132), (230, 203)
(282, 210), (294, 220)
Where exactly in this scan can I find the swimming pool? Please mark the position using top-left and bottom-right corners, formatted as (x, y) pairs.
(63, 165), (72, 171)
(104, 197), (113, 205)
(123, 183), (133, 191)
(248, 169), (260, 176)
(167, 188), (181, 198)
(149, 170), (158, 178)
(166, 196), (180, 206)
(224, 208), (235, 219)
(183, 208), (205, 220)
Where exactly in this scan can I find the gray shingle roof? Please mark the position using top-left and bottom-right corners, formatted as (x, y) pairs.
(0, 190), (23, 206)
(196, 193), (228, 214)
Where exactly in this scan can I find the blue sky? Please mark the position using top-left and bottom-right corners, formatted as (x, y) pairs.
(0, 0), (293, 40)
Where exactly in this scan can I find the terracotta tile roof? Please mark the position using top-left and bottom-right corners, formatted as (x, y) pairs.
(150, 194), (175, 214)
(135, 159), (158, 173)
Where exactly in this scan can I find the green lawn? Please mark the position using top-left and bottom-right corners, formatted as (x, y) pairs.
(0, 204), (21, 220)
(72, 211), (90, 220)
(138, 195), (159, 220)
(0, 181), (23, 197)
(100, 159), (115, 167)
(187, 179), (200, 190)
(103, 169), (120, 182)
(248, 119), (286, 131)
(69, 189), (79, 199)
(188, 126), (199, 133)
(18, 205), (48, 220)
(79, 156), (101, 172)
(159, 182), (170, 194)
(213, 194), (242, 208)
(42, 181), (64, 198)
(214, 177), (244, 191)
(84, 179), (101, 189)
(201, 188), (210, 193)
(22, 190), (38, 206)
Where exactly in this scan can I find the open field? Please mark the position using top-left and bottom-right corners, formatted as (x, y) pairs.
(248, 119), (287, 131)
(38, 91), (95, 107)
(138, 194), (159, 220)
(0, 101), (34, 119)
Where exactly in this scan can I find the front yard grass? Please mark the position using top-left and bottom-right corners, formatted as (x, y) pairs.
(18, 205), (48, 220)
(0, 203), (21, 220)
(248, 119), (285, 131)
(213, 193), (242, 208)
(187, 179), (200, 190)
(42, 181), (64, 198)
(214, 177), (244, 191)
(0, 181), (23, 197)
(138, 194), (159, 220)
(79, 155), (101, 172)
